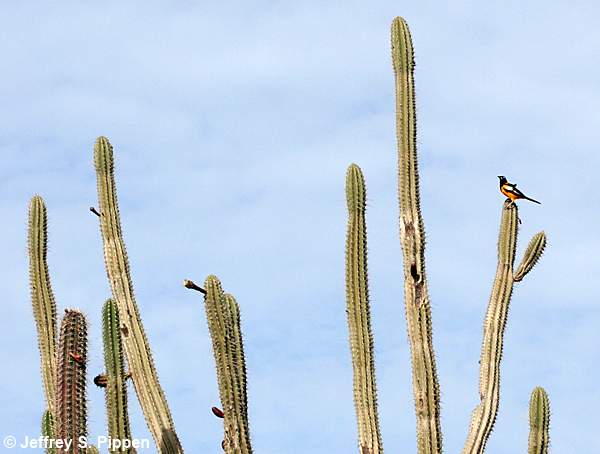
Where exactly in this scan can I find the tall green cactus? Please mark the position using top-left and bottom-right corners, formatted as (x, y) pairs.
(199, 275), (252, 454)
(55, 309), (88, 453)
(93, 136), (182, 453)
(462, 202), (546, 454)
(391, 16), (442, 454)
(101, 299), (135, 453)
(344, 164), (383, 454)
(29, 196), (58, 417)
(528, 387), (550, 454)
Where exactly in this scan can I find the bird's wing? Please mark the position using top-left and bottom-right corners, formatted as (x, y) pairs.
(503, 183), (525, 197)
(511, 186), (527, 197)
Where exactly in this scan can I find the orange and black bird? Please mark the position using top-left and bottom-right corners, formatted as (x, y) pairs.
(498, 176), (541, 204)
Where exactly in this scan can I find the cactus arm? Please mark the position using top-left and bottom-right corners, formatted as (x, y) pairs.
(202, 276), (252, 454)
(102, 299), (136, 453)
(528, 387), (550, 454)
(391, 17), (442, 454)
(514, 232), (546, 282)
(42, 410), (56, 454)
(93, 136), (183, 453)
(344, 164), (383, 454)
(55, 309), (88, 454)
(28, 196), (58, 416)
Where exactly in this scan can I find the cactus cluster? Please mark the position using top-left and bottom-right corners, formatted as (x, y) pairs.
(29, 196), (97, 453)
(343, 15), (549, 454)
(26, 14), (551, 454)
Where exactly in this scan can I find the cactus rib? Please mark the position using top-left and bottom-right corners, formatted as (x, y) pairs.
(102, 299), (135, 453)
(203, 275), (252, 454)
(93, 136), (182, 453)
(528, 387), (550, 454)
(55, 309), (88, 454)
(391, 16), (442, 454)
(344, 164), (383, 454)
(29, 196), (58, 416)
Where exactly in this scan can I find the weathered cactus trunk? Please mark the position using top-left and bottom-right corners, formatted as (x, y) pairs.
(391, 16), (442, 454)
(94, 136), (183, 453)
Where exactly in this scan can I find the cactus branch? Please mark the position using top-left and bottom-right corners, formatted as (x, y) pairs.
(391, 16), (442, 454)
(29, 196), (58, 417)
(528, 387), (550, 454)
(55, 309), (88, 453)
(203, 275), (252, 454)
(344, 164), (383, 454)
(94, 136), (182, 453)
(102, 299), (135, 453)
(462, 201), (546, 453)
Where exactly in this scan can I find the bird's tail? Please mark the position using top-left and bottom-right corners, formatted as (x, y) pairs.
(523, 196), (541, 204)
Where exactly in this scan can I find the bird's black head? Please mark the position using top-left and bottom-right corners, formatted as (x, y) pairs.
(498, 175), (507, 184)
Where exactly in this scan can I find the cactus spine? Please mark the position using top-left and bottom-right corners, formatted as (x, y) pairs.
(29, 196), (58, 417)
(462, 202), (546, 454)
(202, 275), (252, 454)
(55, 309), (88, 453)
(102, 299), (135, 453)
(528, 387), (550, 454)
(42, 409), (56, 454)
(93, 136), (182, 453)
(344, 164), (383, 454)
(391, 16), (442, 454)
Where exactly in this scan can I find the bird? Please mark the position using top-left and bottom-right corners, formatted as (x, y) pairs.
(498, 176), (541, 205)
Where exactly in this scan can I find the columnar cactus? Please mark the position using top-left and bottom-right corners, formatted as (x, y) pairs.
(391, 17), (442, 454)
(528, 387), (550, 454)
(29, 196), (58, 416)
(344, 164), (383, 454)
(55, 309), (88, 453)
(101, 299), (135, 453)
(94, 136), (183, 453)
(462, 203), (546, 454)
(200, 275), (252, 454)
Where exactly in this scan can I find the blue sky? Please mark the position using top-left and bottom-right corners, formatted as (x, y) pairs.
(1, 1), (599, 452)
